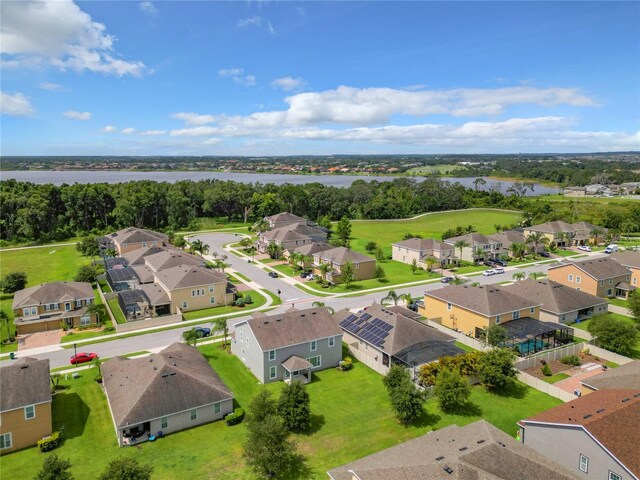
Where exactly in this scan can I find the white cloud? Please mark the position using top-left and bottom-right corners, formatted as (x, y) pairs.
(62, 110), (91, 120)
(0, 0), (146, 76)
(100, 125), (117, 133)
(218, 67), (256, 86)
(237, 15), (276, 34)
(121, 127), (135, 134)
(202, 138), (222, 146)
(39, 82), (64, 91)
(271, 76), (306, 92)
(170, 126), (219, 137)
(172, 112), (216, 126)
(140, 129), (166, 136)
(0, 91), (34, 116)
(139, 1), (158, 16)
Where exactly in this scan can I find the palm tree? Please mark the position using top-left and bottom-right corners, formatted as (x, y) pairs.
(311, 301), (335, 315)
(214, 317), (229, 348)
(510, 242), (527, 260)
(291, 252), (305, 270)
(512, 272), (526, 282)
(424, 256), (438, 272)
(590, 227), (604, 245)
(525, 232), (549, 255)
(453, 240), (470, 265)
(449, 276), (468, 285)
(85, 302), (103, 326)
(189, 239), (210, 257)
(528, 272), (545, 279)
(318, 262), (333, 283)
(470, 282), (480, 287)
(381, 290), (400, 306)
(182, 328), (199, 346)
(555, 232), (568, 248)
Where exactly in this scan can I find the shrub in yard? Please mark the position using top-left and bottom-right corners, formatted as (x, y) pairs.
(225, 408), (245, 426)
(337, 357), (353, 371)
(561, 355), (581, 366)
(541, 363), (552, 376)
(244, 294), (253, 304)
(37, 431), (61, 452)
(235, 298), (245, 307)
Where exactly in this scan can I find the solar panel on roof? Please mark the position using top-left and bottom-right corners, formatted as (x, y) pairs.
(379, 331), (389, 339)
(361, 313), (372, 321)
(339, 319), (351, 328)
(381, 323), (393, 332)
(354, 317), (365, 325)
(345, 314), (357, 322)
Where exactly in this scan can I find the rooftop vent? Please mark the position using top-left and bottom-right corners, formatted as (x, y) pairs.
(263, 321), (269, 325)
(443, 466), (454, 474)
(301, 314), (305, 317)
(583, 414), (592, 419)
(459, 447), (468, 452)
(596, 409), (605, 413)
(162, 374), (168, 378)
(435, 456), (445, 461)
(20, 365), (29, 369)
(276, 318), (282, 322)
(170, 372), (176, 376)
(634, 393), (640, 398)
(476, 439), (486, 444)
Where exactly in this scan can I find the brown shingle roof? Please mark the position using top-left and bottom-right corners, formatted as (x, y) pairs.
(264, 212), (307, 224)
(581, 361), (640, 391)
(328, 420), (578, 480)
(549, 257), (631, 280)
(426, 284), (540, 317)
(144, 249), (204, 271)
(488, 229), (525, 249)
(120, 246), (168, 266)
(0, 357), (51, 412)
(502, 279), (608, 315)
(291, 242), (332, 257)
(101, 343), (233, 428)
(110, 227), (168, 246)
(392, 238), (453, 253)
(154, 265), (227, 290)
(138, 283), (171, 306)
(522, 389), (640, 476)
(244, 307), (342, 351)
(611, 251), (640, 269)
(12, 281), (94, 309)
(444, 233), (500, 246)
(315, 247), (375, 266)
(527, 221), (576, 234)
(281, 355), (312, 371)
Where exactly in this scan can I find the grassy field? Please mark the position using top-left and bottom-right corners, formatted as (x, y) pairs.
(346, 209), (523, 258)
(572, 313), (640, 359)
(0, 344), (561, 479)
(541, 373), (570, 384)
(0, 244), (89, 348)
(405, 164), (465, 175)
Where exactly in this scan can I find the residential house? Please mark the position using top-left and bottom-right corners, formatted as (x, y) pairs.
(502, 279), (609, 324)
(489, 229), (544, 256)
(255, 222), (328, 254)
(119, 245), (167, 266)
(547, 257), (633, 299)
(313, 247), (376, 284)
(611, 251), (640, 290)
(262, 212), (309, 230)
(444, 233), (503, 263)
(581, 361), (640, 394)
(100, 227), (168, 255)
(328, 420), (579, 480)
(143, 249), (204, 272)
(519, 389), (640, 480)
(391, 238), (454, 268)
(106, 266), (141, 292)
(286, 242), (333, 268)
(12, 282), (97, 334)
(523, 221), (607, 247)
(101, 343), (233, 447)
(231, 307), (342, 384)
(0, 358), (52, 454)
(421, 284), (573, 354)
(334, 303), (463, 374)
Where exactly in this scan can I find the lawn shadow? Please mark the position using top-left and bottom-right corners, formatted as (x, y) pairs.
(282, 453), (313, 480)
(411, 409), (441, 428)
(487, 382), (528, 399)
(441, 401), (482, 417)
(52, 392), (90, 442)
(303, 414), (325, 436)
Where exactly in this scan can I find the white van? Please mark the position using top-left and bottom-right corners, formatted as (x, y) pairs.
(604, 244), (619, 254)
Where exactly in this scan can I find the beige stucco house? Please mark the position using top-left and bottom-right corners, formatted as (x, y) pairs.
(444, 233), (504, 263)
(101, 227), (168, 255)
(391, 238), (454, 268)
(313, 247), (376, 284)
(547, 257), (633, 299)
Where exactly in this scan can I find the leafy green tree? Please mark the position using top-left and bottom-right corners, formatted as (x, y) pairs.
(243, 413), (297, 479)
(76, 236), (100, 257)
(434, 368), (471, 412)
(628, 289), (640, 323)
(365, 241), (378, 254)
(341, 261), (355, 288)
(424, 256), (438, 272)
(477, 348), (518, 390)
(390, 381), (424, 424)
(510, 242), (527, 260)
(277, 381), (311, 432)
(587, 315), (639, 355)
(0, 271), (27, 294)
(375, 265), (387, 282)
(98, 457), (152, 480)
(512, 272), (526, 282)
(0, 310), (11, 342)
(247, 389), (278, 425)
(383, 364), (411, 392)
(182, 328), (199, 346)
(74, 264), (100, 283)
(528, 272), (545, 280)
(336, 216), (352, 247)
(410, 259), (418, 275)
(33, 454), (74, 480)
(267, 241), (283, 260)
(172, 235), (187, 248)
(375, 247), (386, 262)
(486, 324), (508, 346)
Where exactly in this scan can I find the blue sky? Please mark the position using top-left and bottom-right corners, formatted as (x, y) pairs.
(1, 1), (638, 155)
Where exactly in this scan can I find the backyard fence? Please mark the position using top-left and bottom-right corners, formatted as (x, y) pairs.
(585, 344), (634, 365)
(514, 343), (584, 370)
(424, 318), (490, 351)
(345, 342), (389, 376)
(516, 371), (575, 402)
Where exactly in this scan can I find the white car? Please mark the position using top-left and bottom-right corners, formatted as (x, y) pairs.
(493, 267), (505, 274)
(482, 270), (496, 276)
(578, 245), (592, 252)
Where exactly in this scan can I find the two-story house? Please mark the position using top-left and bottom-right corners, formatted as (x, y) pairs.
(312, 247), (377, 284)
(547, 257), (633, 299)
(444, 233), (504, 263)
(231, 307), (342, 384)
(391, 238), (454, 268)
(523, 221), (607, 247)
(256, 222), (329, 254)
(0, 358), (52, 454)
(262, 212), (309, 230)
(101, 227), (168, 255)
(610, 251), (640, 291)
(12, 281), (97, 334)
(489, 229), (545, 256)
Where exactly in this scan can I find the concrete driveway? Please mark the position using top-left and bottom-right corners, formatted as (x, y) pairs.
(18, 330), (63, 350)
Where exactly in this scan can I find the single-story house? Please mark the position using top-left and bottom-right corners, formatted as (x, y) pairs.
(231, 307), (342, 384)
(12, 281), (97, 334)
(0, 358), (52, 454)
(101, 343), (234, 447)
(391, 238), (454, 268)
(547, 257), (633, 299)
(313, 247), (377, 284)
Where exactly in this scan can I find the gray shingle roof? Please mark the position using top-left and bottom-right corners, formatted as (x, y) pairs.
(282, 355), (312, 371)
(110, 227), (168, 246)
(611, 251), (640, 269)
(120, 246), (168, 266)
(527, 221), (576, 234)
(138, 283), (171, 306)
(12, 281), (93, 309)
(244, 307), (342, 351)
(315, 247), (375, 266)
(426, 284), (540, 316)
(129, 264), (155, 284)
(581, 361), (640, 391)
(144, 249), (204, 271)
(291, 242), (333, 256)
(444, 233), (499, 246)
(328, 420), (578, 480)
(488, 229), (525, 249)
(264, 212), (307, 224)
(154, 265), (227, 290)
(549, 257), (631, 280)
(392, 238), (453, 254)
(502, 279), (607, 315)
(101, 343), (233, 428)
(0, 357), (51, 412)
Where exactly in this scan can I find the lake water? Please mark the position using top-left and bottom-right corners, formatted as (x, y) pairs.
(0, 170), (560, 195)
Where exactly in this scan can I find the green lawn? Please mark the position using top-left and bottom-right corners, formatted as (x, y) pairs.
(182, 290), (266, 320)
(0, 245), (89, 348)
(0, 344), (561, 479)
(572, 313), (640, 359)
(346, 209), (523, 258)
(609, 297), (629, 308)
(405, 164), (465, 175)
(106, 297), (127, 325)
(541, 373), (570, 384)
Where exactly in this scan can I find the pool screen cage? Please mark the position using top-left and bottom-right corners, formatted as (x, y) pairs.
(392, 340), (466, 369)
(486, 317), (574, 356)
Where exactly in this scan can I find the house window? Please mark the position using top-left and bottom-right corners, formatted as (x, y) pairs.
(65, 302), (71, 311)
(23, 308), (30, 317)
(270, 366), (277, 379)
(512, 311), (520, 320)
(0, 433), (11, 450)
(142, 242), (147, 247)
(328, 337), (335, 348)
(447, 303), (452, 311)
(530, 307), (535, 314)
(561, 315), (565, 322)
(161, 417), (168, 429)
(606, 289), (613, 297)
(241, 348), (246, 361)
(310, 340), (317, 351)
(239, 331), (244, 342)
(600, 280), (604, 286)
(190, 409), (197, 421)
(269, 350), (276, 361)
(80, 314), (91, 326)
(182, 301), (188, 309)
(496, 315), (501, 323)
(210, 297), (216, 304)
(209, 285), (214, 292)
(307, 355), (321, 368)
(576, 276), (581, 284)
(609, 471), (621, 480)
(568, 274), (573, 282)
(634, 277), (638, 286)
(214, 403), (221, 414)
(579, 454), (589, 473)
(24, 405), (35, 420)
(76, 300), (82, 308)
(31, 307), (37, 316)
(609, 278), (613, 285)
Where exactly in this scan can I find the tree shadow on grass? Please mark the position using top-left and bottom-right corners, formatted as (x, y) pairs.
(302, 414), (325, 436)
(487, 382), (528, 399)
(441, 401), (482, 417)
(281, 453), (313, 480)
(410, 408), (441, 428)
(52, 392), (90, 442)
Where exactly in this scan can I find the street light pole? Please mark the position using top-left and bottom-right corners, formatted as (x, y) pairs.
(73, 342), (77, 365)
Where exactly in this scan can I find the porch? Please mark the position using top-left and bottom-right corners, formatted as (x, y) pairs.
(615, 282), (635, 300)
(282, 355), (312, 384)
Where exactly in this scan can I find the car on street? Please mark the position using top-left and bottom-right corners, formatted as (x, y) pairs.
(482, 270), (496, 276)
(70, 352), (98, 365)
(194, 327), (211, 338)
(268, 271), (279, 278)
(441, 276), (454, 283)
(578, 245), (592, 252)
(493, 267), (505, 274)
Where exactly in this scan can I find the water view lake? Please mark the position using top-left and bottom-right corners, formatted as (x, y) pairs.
(0, 170), (560, 195)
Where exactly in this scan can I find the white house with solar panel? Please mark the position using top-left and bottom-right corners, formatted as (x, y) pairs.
(334, 303), (464, 376)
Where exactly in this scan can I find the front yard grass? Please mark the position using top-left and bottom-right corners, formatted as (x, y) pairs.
(1, 343), (561, 479)
(182, 290), (266, 320)
(609, 297), (629, 308)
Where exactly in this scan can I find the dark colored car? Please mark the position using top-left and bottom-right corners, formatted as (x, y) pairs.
(300, 272), (308, 278)
(493, 258), (508, 267)
(70, 352), (98, 365)
(539, 251), (551, 258)
(483, 260), (496, 267)
(441, 276), (453, 283)
(268, 271), (279, 278)
(407, 303), (419, 312)
(194, 327), (211, 338)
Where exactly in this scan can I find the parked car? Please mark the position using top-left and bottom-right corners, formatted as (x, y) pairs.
(307, 274), (315, 280)
(70, 352), (97, 365)
(482, 270), (496, 276)
(483, 260), (497, 267)
(300, 272), (308, 278)
(493, 258), (507, 267)
(539, 251), (551, 258)
(441, 276), (454, 283)
(268, 271), (279, 278)
(194, 327), (211, 338)
(578, 245), (592, 252)
(604, 244), (619, 254)
(407, 303), (419, 312)
(493, 267), (505, 274)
